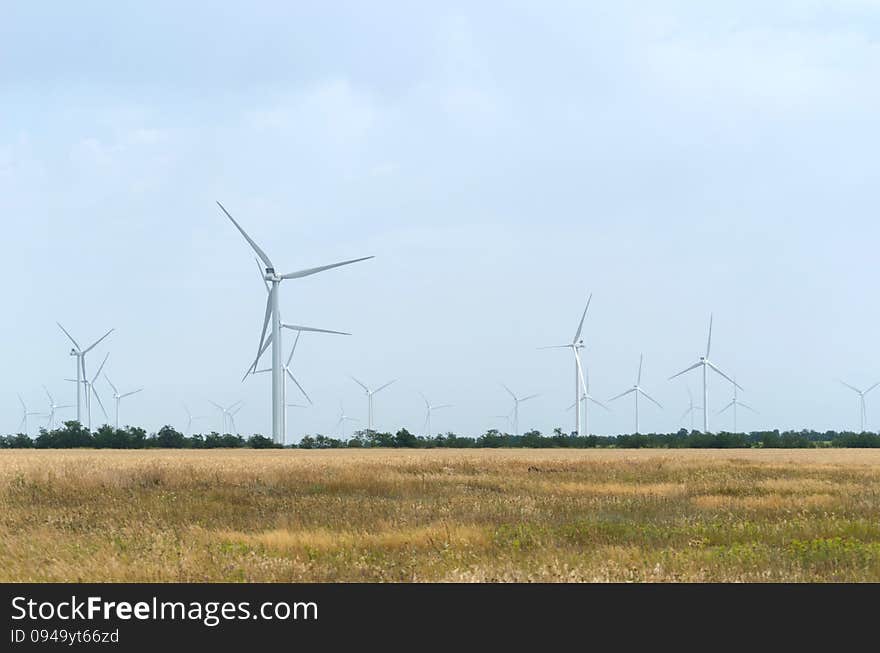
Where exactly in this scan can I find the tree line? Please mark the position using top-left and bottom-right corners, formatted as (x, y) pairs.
(2, 421), (880, 448)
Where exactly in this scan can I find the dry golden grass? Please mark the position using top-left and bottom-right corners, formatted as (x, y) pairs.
(3, 448), (880, 582)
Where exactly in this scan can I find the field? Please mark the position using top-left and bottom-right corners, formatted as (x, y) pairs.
(2, 449), (880, 582)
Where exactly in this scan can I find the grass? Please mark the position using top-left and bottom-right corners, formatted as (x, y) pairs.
(2, 448), (880, 582)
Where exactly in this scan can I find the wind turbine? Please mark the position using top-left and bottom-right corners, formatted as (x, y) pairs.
(56, 323), (113, 424)
(336, 403), (359, 439)
(838, 380), (880, 433)
(218, 201), (372, 444)
(209, 400), (243, 434)
(104, 374), (143, 430)
(351, 377), (396, 432)
(17, 395), (43, 436)
(42, 386), (73, 431)
(491, 413), (513, 433)
(669, 314), (741, 433)
(68, 352), (110, 430)
(501, 384), (539, 436)
(679, 386), (704, 432)
(609, 354), (662, 434)
(717, 380), (757, 434)
(182, 403), (208, 436)
(539, 294), (592, 436)
(567, 364), (609, 437)
(420, 392), (452, 438)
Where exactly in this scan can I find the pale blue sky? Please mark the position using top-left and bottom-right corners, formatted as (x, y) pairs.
(2, 2), (880, 438)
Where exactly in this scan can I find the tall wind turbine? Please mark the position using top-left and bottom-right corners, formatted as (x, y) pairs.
(567, 364), (609, 437)
(717, 381), (757, 434)
(669, 315), (741, 433)
(609, 354), (662, 434)
(17, 395), (43, 436)
(336, 403), (358, 439)
(539, 294), (592, 436)
(68, 352), (110, 430)
(679, 386), (703, 432)
(42, 386), (73, 431)
(839, 380), (880, 433)
(104, 374), (143, 430)
(57, 324), (113, 424)
(351, 377), (396, 432)
(501, 384), (539, 436)
(420, 392), (452, 438)
(218, 201), (372, 443)
(182, 403), (208, 436)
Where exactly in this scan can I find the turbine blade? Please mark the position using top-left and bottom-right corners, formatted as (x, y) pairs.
(706, 313), (713, 358)
(255, 257), (270, 293)
(374, 379), (396, 394)
(121, 389), (143, 399)
(91, 386), (109, 420)
(217, 201), (274, 269)
(281, 256), (374, 280)
(587, 396), (610, 411)
(251, 287), (275, 374)
(351, 376), (369, 392)
(433, 404), (453, 410)
(287, 370), (313, 405)
(43, 385), (54, 404)
(739, 402), (759, 414)
(717, 401), (734, 415)
(637, 353), (644, 385)
(706, 361), (742, 389)
(17, 394), (26, 411)
(638, 388), (662, 409)
(572, 293), (592, 344)
(537, 345), (571, 350)
(103, 374), (119, 395)
(286, 331), (302, 367)
(83, 329), (114, 355)
(609, 388), (636, 402)
(92, 353), (110, 383)
(282, 324), (351, 336)
(669, 361), (701, 381)
(864, 382), (880, 396)
(680, 406), (693, 421)
(56, 323), (81, 350)
(501, 383), (516, 400)
(838, 379), (862, 394)
(520, 393), (539, 403)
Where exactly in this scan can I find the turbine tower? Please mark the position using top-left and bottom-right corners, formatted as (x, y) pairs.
(717, 380), (757, 434)
(609, 354), (662, 434)
(17, 395), (43, 436)
(351, 377), (396, 432)
(57, 323), (113, 424)
(68, 352), (110, 430)
(679, 386), (703, 432)
(218, 201), (372, 443)
(501, 384), (539, 436)
(104, 374), (143, 430)
(669, 314), (741, 433)
(839, 380), (880, 433)
(42, 386), (72, 431)
(420, 392), (452, 438)
(539, 294), (592, 436)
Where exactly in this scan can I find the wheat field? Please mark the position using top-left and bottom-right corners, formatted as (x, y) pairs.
(2, 448), (880, 582)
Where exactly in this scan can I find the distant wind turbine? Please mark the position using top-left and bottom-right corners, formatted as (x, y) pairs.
(609, 354), (662, 434)
(104, 374), (143, 430)
(501, 384), (539, 436)
(420, 392), (452, 438)
(182, 403), (208, 436)
(17, 394), (43, 436)
(679, 386), (704, 432)
(717, 380), (757, 434)
(209, 400), (243, 434)
(218, 201), (372, 444)
(336, 403), (358, 439)
(67, 352), (110, 430)
(838, 379), (880, 433)
(42, 386), (73, 431)
(351, 377), (396, 432)
(57, 323), (113, 424)
(669, 314), (741, 433)
(539, 293), (592, 436)
(567, 363), (609, 437)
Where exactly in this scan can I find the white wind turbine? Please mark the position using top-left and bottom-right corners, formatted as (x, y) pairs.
(679, 386), (704, 432)
(838, 379), (880, 433)
(68, 352), (110, 430)
(351, 377), (396, 432)
(57, 323), (113, 424)
(539, 294), (592, 436)
(17, 395), (43, 436)
(182, 403), (208, 436)
(336, 403), (359, 439)
(209, 400), (243, 434)
(609, 354), (662, 434)
(218, 201), (372, 444)
(501, 384), (539, 436)
(669, 314), (741, 433)
(420, 392), (452, 438)
(42, 386), (73, 431)
(717, 380), (757, 434)
(104, 374), (143, 430)
(567, 364), (609, 437)
(491, 413), (513, 433)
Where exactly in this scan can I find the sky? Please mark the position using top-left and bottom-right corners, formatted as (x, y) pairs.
(2, 1), (880, 439)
